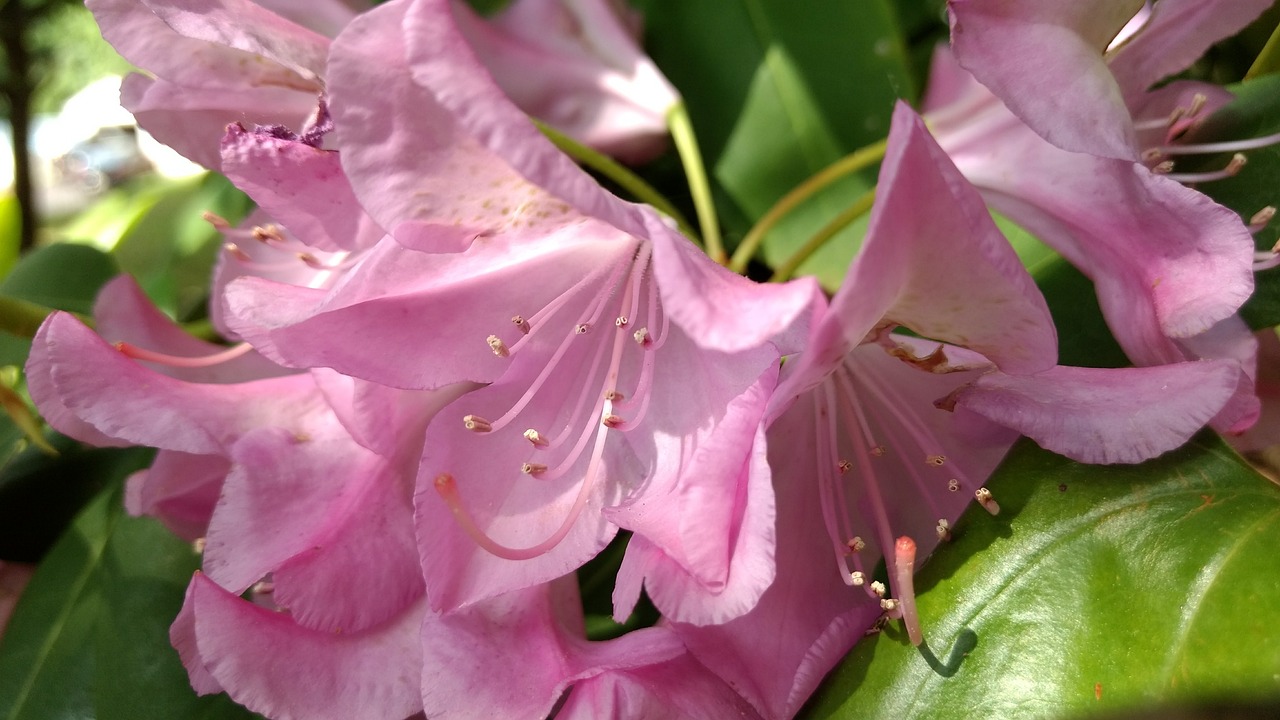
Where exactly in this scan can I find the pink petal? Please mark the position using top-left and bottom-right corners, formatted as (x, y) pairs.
(35, 312), (325, 455)
(140, 0), (331, 82)
(1228, 328), (1280, 453)
(420, 578), (686, 719)
(1108, 0), (1274, 101)
(649, 214), (825, 353)
(93, 274), (290, 384)
(181, 573), (423, 720)
(820, 103), (1057, 378)
(254, 0), (363, 37)
(945, 102), (1254, 345)
(327, 0), (604, 253)
(400, 0), (648, 235)
(203, 426), (422, 633)
(951, 360), (1239, 464)
(609, 366), (778, 626)
(948, 0), (1142, 160)
(558, 650), (763, 720)
(1178, 315), (1261, 435)
(27, 316), (128, 448)
(457, 0), (680, 163)
(219, 124), (384, 253)
(122, 74), (317, 170)
(124, 450), (228, 541)
(225, 221), (628, 387)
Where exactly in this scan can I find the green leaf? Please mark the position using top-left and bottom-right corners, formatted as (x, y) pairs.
(636, 0), (912, 276)
(0, 484), (114, 720)
(0, 476), (261, 720)
(804, 434), (1280, 719)
(93, 509), (260, 719)
(0, 439), (148, 563)
(0, 244), (118, 317)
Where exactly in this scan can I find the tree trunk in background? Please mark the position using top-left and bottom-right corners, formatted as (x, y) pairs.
(1, 1), (37, 252)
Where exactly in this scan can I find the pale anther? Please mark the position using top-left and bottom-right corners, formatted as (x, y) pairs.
(251, 580), (275, 595)
(224, 243), (252, 262)
(850, 571), (866, 586)
(521, 462), (548, 475)
(1225, 152), (1248, 175)
(947, 478), (960, 492)
(1153, 160), (1175, 174)
(615, 316), (629, 327)
(602, 413), (625, 428)
(605, 390), (625, 401)
(975, 487), (1001, 515)
(575, 323), (590, 335)
(202, 211), (231, 230)
(870, 581), (886, 598)
(487, 335), (510, 358)
(523, 428), (549, 447)
(633, 327), (650, 345)
(463, 415), (493, 433)
(936, 519), (952, 542)
(512, 315), (530, 334)
(1250, 206), (1276, 228)
(251, 224), (285, 243)
(926, 454), (946, 467)
(192, 537), (207, 554)
(846, 536), (865, 553)
(837, 459), (853, 474)
(870, 445), (886, 457)
(881, 598), (900, 612)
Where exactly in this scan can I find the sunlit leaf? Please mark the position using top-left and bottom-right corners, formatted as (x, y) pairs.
(804, 435), (1280, 719)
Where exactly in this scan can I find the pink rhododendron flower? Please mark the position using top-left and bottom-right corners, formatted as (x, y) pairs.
(221, 0), (819, 627)
(670, 103), (1240, 719)
(924, 42), (1262, 433)
(90, 0), (680, 168)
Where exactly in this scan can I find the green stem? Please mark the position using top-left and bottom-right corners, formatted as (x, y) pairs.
(533, 119), (697, 240)
(1246, 20), (1280, 80)
(667, 102), (726, 264)
(730, 138), (888, 274)
(770, 188), (877, 282)
(0, 295), (90, 338)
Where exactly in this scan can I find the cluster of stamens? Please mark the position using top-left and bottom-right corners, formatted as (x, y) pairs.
(435, 243), (668, 561)
(813, 348), (1001, 647)
(206, 212), (360, 284)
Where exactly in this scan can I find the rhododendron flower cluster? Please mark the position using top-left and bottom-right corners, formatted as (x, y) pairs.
(18, 0), (1278, 718)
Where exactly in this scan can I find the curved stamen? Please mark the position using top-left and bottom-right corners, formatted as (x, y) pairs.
(116, 341), (254, 368)
(814, 384), (858, 585)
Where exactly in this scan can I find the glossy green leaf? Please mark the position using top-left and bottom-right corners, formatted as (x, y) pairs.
(804, 435), (1280, 719)
(0, 477), (260, 720)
